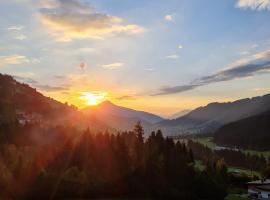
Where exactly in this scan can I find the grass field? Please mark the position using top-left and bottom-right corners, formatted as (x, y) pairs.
(228, 167), (261, 178)
(225, 194), (249, 200)
(193, 137), (270, 159)
(193, 137), (216, 148)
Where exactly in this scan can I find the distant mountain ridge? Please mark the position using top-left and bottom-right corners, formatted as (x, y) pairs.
(169, 109), (191, 119)
(158, 94), (270, 134)
(83, 101), (164, 124)
(82, 101), (164, 134)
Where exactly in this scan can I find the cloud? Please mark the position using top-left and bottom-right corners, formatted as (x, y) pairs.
(14, 34), (27, 40)
(178, 45), (183, 49)
(78, 47), (96, 53)
(253, 87), (269, 91)
(101, 62), (124, 69)
(236, 0), (270, 10)
(164, 15), (173, 21)
(7, 25), (24, 31)
(145, 67), (155, 71)
(53, 75), (66, 79)
(116, 95), (137, 101)
(154, 85), (198, 96)
(6, 25), (27, 40)
(34, 84), (69, 91)
(0, 55), (29, 66)
(166, 54), (179, 59)
(238, 51), (250, 55)
(14, 75), (38, 84)
(14, 75), (69, 91)
(39, 0), (144, 41)
(154, 50), (270, 95)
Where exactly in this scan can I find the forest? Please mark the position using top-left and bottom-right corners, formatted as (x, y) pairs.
(0, 121), (230, 199)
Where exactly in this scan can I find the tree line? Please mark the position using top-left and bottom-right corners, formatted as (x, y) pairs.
(0, 121), (229, 199)
(187, 139), (270, 175)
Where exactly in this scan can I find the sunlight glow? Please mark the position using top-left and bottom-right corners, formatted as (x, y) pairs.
(79, 92), (107, 106)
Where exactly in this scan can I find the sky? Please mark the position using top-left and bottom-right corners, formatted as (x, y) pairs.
(0, 0), (270, 117)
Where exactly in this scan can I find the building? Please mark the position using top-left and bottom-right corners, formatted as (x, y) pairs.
(247, 179), (270, 200)
(16, 110), (42, 125)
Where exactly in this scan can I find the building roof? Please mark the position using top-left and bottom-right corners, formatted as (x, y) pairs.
(247, 179), (270, 186)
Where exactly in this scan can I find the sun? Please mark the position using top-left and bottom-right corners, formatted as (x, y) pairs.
(80, 92), (107, 106)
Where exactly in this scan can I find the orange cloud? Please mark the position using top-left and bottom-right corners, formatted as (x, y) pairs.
(39, 0), (144, 41)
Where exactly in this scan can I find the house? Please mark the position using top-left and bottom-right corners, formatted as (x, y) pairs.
(16, 110), (42, 125)
(247, 179), (270, 200)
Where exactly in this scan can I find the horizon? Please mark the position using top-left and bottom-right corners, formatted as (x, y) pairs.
(1, 0), (270, 116)
(4, 71), (270, 118)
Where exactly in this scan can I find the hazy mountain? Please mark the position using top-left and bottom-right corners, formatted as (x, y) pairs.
(214, 109), (270, 151)
(158, 94), (270, 134)
(83, 101), (164, 124)
(169, 109), (191, 119)
(82, 101), (164, 134)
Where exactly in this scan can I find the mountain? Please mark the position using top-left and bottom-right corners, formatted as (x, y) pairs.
(82, 101), (164, 134)
(158, 94), (270, 134)
(0, 74), (111, 132)
(169, 109), (191, 119)
(83, 101), (164, 124)
(0, 74), (163, 134)
(214, 109), (270, 151)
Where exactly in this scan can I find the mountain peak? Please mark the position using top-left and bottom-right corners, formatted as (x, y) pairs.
(99, 100), (114, 106)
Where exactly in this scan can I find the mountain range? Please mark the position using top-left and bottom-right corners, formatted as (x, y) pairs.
(1, 73), (270, 139)
(158, 94), (270, 135)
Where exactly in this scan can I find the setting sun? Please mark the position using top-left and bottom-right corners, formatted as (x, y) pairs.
(79, 92), (107, 106)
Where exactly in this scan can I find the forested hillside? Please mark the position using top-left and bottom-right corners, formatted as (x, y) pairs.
(214, 110), (270, 151)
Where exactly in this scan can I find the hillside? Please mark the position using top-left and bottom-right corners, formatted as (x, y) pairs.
(0, 74), (111, 132)
(214, 110), (270, 151)
(158, 94), (270, 134)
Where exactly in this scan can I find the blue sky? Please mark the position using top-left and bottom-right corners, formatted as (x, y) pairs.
(0, 0), (270, 116)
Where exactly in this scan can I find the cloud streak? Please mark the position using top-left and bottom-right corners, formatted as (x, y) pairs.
(166, 54), (179, 59)
(236, 0), (270, 10)
(154, 50), (270, 95)
(116, 95), (137, 101)
(101, 62), (124, 69)
(14, 75), (69, 92)
(39, 0), (144, 41)
(0, 55), (29, 66)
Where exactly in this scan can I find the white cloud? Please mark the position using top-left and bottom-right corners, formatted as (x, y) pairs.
(164, 15), (173, 21)
(145, 67), (155, 71)
(79, 47), (96, 53)
(39, 0), (144, 41)
(101, 62), (124, 69)
(253, 87), (269, 91)
(31, 58), (41, 64)
(7, 25), (24, 31)
(14, 34), (27, 40)
(238, 51), (250, 55)
(166, 54), (179, 59)
(178, 45), (183, 49)
(0, 55), (29, 66)
(236, 0), (270, 10)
